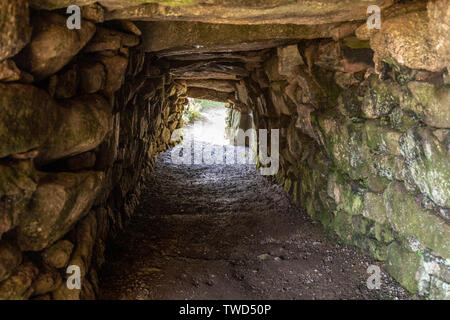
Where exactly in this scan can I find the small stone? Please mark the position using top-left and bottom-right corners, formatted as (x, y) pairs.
(81, 3), (104, 23)
(0, 242), (22, 282)
(95, 55), (128, 95)
(257, 253), (270, 260)
(42, 240), (74, 269)
(31, 266), (62, 296)
(79, 62), (106, 94)
(0, 60), (21, 82)
(54, 66), (79, 99)
(277, 45), (304, 77)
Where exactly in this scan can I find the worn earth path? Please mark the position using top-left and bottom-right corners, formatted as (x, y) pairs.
(99, 107), (411, 300)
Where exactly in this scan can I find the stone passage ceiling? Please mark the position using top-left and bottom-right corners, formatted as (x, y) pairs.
(31, 0), (394, 24)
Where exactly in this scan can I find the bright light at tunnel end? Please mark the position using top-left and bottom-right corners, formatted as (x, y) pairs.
(170, 128), (280, 176)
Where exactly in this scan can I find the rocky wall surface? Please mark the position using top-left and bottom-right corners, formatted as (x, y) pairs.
(0, 2), (185, 299)
(231, 5), (449, 299)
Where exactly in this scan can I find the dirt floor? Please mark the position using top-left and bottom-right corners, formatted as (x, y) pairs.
(99, 106), (412, 300)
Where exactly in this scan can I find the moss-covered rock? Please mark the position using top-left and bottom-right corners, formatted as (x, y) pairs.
(400, 127), (450, 208)
(361, 76), (401, 119)
(365, 120), (402, 155)
(327, 171), (364, 216)
(330, 210), (354, 243)
(336, 85), (363, 119)
(16, 12), (95, 80)
(0, 84), (58, 159)
(389, 106), (420, 133)
(317, 113), (369, 180)
(362, 192), (387, 224)
(385, 242), (420, 293)
(365, 173), (391, 193)
(384, 182), (450, 259)
(16, 171), (104, 251)
(367, 153), (405, 182)
(407, 81), (450, 128)
(37, 94), (113, 165)
(374, 222), (395, 244)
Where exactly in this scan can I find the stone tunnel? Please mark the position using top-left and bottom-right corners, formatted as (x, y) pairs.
(0, 0), (449, 300)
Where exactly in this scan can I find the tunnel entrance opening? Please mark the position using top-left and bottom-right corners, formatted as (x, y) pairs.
(182, 98), (230, 146)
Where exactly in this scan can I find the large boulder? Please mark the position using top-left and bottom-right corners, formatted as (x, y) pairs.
(0, 83), (58, 158)
(0, 84), (111, 166)
(16, 171), (104, 251)
(370, 10), (445, 72)
(37, 94), (113, 165)
(17, 13), (96, 80)
(0, 0), (31, 61)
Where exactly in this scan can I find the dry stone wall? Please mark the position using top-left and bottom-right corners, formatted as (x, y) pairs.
(0, 2), (185, 299)
(224, 5), (449, 299)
